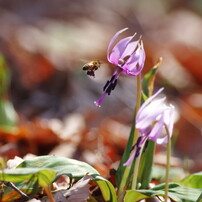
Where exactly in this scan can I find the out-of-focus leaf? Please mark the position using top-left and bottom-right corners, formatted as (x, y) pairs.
(124, 183), (202, 202)
(151, 165), (185, 182)
(0, 55), (10, 97)
(17, 155), (99, 179)
(179, 171), (202, 189)
(142, 57), (162, 97)
(0, 56), (18, 131)
(0, 100), (18, 131)
(196, 192), (202, 202)
(1, 180), (37, 202)
(0, 167), (56, 187)
(0, 157), (5, 169)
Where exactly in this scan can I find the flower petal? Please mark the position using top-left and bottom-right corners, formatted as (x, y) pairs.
(121, 53), (139, 75)
(107, 28), (128, 62)
(136, 98), (167, 132)
(137, 88), (164, 116)
(123, 149), (136, 167)
(148, 114), (165, 142)
(136, 42), (146, 71)
(164, 104), (175, 137)
(109, 35), (136, 65)
(120, 41), (145, 76)
(121, 41), (139, 59)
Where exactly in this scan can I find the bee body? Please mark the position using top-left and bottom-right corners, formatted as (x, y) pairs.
(82, 60), (101, 77)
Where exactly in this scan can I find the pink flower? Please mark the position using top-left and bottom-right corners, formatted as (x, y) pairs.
(124, 88), (175, 167)
(94, 28), (145, 107)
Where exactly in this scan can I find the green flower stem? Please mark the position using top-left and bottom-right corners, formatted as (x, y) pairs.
(118, 166), (130, 201)
(131, 74), (142, 189)
(133, 74), (142, 145)
(117, 74), (142, 199)
(165, 125), (171, 202)
(131, 143), (143, 189)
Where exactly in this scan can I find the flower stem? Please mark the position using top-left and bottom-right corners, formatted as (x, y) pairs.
(44, 186), (55, 202)
(118, 166), (130, 201)
(131, 74), (142, 189)
(165, 125), (171, 202)
(131, 145), (143, 189)
(133, 74), (142, 145)
(117, 74), (142, 199)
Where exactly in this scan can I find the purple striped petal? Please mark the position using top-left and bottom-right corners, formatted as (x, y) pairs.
(107, 28), (128, 62)
(109, 35), (135, 65)
(121, 40), (139, 59)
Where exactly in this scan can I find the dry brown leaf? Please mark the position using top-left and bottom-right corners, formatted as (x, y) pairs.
(54, 174), (93, 202)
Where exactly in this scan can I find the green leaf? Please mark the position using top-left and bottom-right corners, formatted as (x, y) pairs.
(116, 59), (162, 190)
(116, 124), (135, 188)
(0, 168), (56, 187)
(0, 55), (10, 97)
(18, 155), (117, 201)
(152, 165), (185, 182)
(124, 183), (202, 202)
(0, 100), (18, 131)
(95, 176), (117, 202)
(142, 57), (162, 97)
(196, 192), (202, 202)
(138, 140), (155, 188)
(0, 55), (18, 132)
(137, 59), (162, 189)
(179, 171), (202, 189)
(18, 155), (99, 179)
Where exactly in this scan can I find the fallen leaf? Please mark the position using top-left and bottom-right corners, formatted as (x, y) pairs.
(54, 174), (93, 202)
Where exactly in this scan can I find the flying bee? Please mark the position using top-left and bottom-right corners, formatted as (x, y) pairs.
(82, 60), (101, 77)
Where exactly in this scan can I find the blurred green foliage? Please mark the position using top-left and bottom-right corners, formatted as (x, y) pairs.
(0, 55), (18, 131)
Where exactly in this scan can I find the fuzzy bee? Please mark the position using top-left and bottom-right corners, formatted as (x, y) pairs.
(82, 60), (101, 77)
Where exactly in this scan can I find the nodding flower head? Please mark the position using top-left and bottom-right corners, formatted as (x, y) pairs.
(94, 28), (145, 107)
(124, 88), (175, 167)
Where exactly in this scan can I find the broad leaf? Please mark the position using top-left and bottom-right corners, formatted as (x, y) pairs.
(18, 155), (116, 201)
(179, 171), (202, 189)
(124, 183), (202, 202)
(18, 155), (99, 179)
(0, 167), (56, 187)
(152, 165), (185, 182)
(95, 175), (117, 202)
(1, 180), (38, 202)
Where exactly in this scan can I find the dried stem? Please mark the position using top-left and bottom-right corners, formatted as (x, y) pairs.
(44, 186), (55, 202)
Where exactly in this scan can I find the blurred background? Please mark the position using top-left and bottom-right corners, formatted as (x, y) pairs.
(0, 0), (202, 176)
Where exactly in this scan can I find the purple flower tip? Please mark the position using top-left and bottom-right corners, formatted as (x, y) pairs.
(94, 101), (101, 107)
